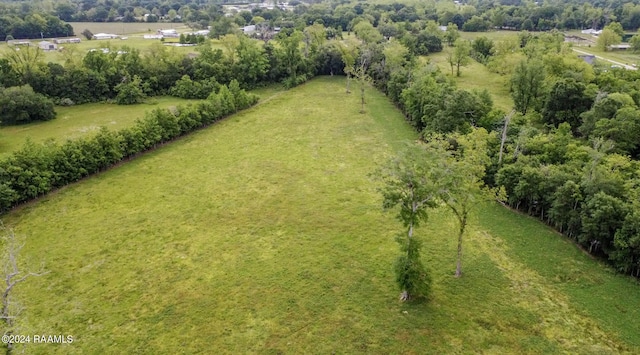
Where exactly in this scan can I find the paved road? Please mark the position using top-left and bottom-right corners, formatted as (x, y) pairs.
(572, 48), (637, 70)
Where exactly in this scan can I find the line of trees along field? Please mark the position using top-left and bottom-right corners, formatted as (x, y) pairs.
(3, 0), (640, 40)
(2, 1), (640, 280)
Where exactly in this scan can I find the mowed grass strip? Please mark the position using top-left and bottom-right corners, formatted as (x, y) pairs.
(3, 77), (639, 354)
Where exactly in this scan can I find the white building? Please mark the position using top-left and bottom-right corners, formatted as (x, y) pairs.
(157, 29), (179, 38)
(38, 41), (57, 51)
(54, 38), (81, 44)
(581, 29), (602, 35)
(93, 33), (119, 40)
(242, 25), (256, 34)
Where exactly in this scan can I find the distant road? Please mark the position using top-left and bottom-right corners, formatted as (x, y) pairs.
(572, 48), (637, 70)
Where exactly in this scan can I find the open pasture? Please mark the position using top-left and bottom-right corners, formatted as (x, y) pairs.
(0, 97), (198, 158)
(2, 77), (639, 353)
(69, 22), (188, 37)
(426, 51), (514, 112)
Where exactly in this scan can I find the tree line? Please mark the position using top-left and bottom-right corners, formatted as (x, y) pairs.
(0, 81), (257, 213)
(3, 0), (640, 41)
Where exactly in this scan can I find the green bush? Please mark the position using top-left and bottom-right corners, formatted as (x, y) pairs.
(0, 85), (56, 125)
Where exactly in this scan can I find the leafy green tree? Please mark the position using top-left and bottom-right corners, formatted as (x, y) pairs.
(234, 36), (269, 88)
(592, 107), (640, 157)
(81, 29), (93, 40)
(605, 21), (624, 37)
(596, 28), (622, 51)
(630, 35), (640, 53)
(549, 180), (584, 239)
(511, 58), (545, 114)
(471, 36), (494, 63)
(541, 78), (592, 132)
(444, 23), (460, 46)
(0, 58), (20, 87)
(433, 129), (493, 277)
(580, 191), (629, 255)
(353, 20), (383, 44)
(447, 39), (471, 77)
(580, 93), (634, 137)
(276, 30), (305, 85)
(377, 144), (445, 301)
(339, 41), (358, 93)
(114, 76), (146, 105)
(4, 45), (43, 79)
(0, 85), (55, 125)
(612, 208), (640, 276)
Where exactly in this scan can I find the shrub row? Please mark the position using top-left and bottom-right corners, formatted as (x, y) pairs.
(0, 80), (258, 213)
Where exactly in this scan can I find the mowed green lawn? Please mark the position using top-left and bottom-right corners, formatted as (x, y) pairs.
(0, 97), (200, 158)
(3, 77), (640, 354)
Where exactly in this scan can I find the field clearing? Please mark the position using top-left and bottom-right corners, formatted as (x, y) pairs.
(564, 30), (640, 66)
(0, 97), (198, 158)
(69, 22), (188, 36)
(426, 51), (514, 112)
(0, 38), (203, 64)
(0, 84), (284, 158)
(2, 77), (639, 353)
(459, 30), (520, 41)
(0, 22), (226, 63)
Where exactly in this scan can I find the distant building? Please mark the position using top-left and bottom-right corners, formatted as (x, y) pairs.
(144, 34), (164, 39)
(242, 25), (256, 34)
(93, 33), (119, 40)
(581, 28), (602, 35)
(38, 41), (57, 51)
(7, 40), (31, 46)
(54, 38), (81, 44)
(609, 44), (631, 50)
(157, 29), (179, 38)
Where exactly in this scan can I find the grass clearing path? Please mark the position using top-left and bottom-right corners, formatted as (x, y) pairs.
(1, 77), (639, 353)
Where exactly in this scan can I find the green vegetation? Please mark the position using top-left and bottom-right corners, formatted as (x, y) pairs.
(2, 77), (639, 353)
(427, 51), (514, 112)
(69, 22), (186, 37)
(1, 0), (640, 350)
(0, 97), (198, 157)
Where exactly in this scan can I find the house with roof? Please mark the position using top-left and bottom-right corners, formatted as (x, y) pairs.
(38, 41), (57, 51)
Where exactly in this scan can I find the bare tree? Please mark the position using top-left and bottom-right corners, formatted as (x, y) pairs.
(1, 224), (48, 354)
(353, 49), (373, 114)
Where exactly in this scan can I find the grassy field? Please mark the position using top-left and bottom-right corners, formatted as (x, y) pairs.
(69, 22), (188, 36)
(0, 22), (215, 63)
(426, 51), (514, 112)
(0, 97), (199, 158)
(2, 76), (639, 353)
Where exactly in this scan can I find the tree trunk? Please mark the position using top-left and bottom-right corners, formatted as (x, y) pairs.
(498, 110), (513, 165)
(360, 83), (365, 113)
(346, 74), (351, 93)
(455, 214), (466, 278)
